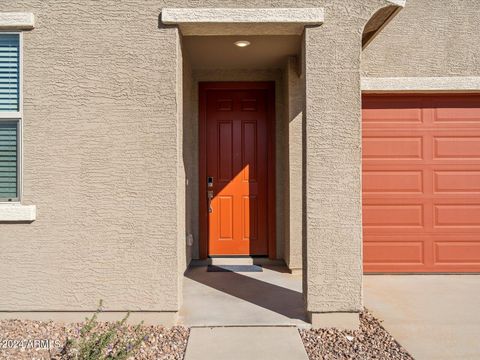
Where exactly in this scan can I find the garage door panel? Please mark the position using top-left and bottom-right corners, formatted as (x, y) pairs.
(434, 136), (480, 160)
(434, 170), (480, 193)
(434, 204), (480, 228)
(362, 108), (422, 124)
(431, 234), (480, 272)
(363, 107), (422, 124)
(363, 204), (424, 228)
(363, 136), (423, 160)
(364, 241), (424, 265)
(434, 108), (480, 124)
(362, 94), (480, 273)
(434, 242), (480, 265)
(363, 95), (424, 126)
(433, 96), (480, 124)
(363, 170), (423, 194)
(363, 95), (424, 110)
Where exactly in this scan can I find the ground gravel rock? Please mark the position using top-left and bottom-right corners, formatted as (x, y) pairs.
(299, 310), (414, 360)
(0, 319), (189, 360)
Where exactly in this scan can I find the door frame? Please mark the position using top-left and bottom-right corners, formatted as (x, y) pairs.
(199, 81), (276, 259)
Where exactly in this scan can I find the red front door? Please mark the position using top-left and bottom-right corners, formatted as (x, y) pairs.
(199, 82), (275, 257)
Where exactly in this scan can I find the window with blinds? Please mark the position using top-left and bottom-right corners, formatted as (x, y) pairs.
(0, 122), (17, 199)
(0, 34), (20, 112)
(0, 33), (20, 201)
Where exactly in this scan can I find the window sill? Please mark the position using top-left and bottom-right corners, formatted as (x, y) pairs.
(0, 204), (36, 222)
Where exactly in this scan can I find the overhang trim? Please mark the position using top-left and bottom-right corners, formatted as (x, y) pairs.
(362, 77), (480, 93)
(161, 8), (324, 35)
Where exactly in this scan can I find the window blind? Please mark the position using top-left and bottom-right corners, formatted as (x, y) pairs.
(0, 34), (20, 112)
(0, 122), (17, 199)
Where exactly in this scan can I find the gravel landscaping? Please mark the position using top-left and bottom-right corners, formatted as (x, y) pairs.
(300, 310), (413, 360)
(1, 309), (411, 359)
(0, 319), (189, 360)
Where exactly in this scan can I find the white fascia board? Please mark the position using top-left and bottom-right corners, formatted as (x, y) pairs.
(0, 13), (35, 30)
(362, 77), (480, 93)
(162, 8), (324, 25)
(0, 204), (36, 222)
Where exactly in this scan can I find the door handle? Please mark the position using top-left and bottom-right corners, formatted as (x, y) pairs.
(207, 190), (214, 213)
(207, 176), (214, 213)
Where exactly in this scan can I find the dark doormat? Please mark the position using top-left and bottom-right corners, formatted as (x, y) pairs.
(207, 265), (263, 273)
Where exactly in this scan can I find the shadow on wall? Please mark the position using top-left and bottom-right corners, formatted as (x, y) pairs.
(185, 266), (307, 322)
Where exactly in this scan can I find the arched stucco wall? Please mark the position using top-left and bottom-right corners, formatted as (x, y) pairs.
(362, 0), (480, 77)
(303, 0), (404, 328)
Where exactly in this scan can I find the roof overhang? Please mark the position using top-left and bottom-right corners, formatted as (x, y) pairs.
(161, 8), (324, 36)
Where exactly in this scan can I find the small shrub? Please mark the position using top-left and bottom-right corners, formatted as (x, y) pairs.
(61, 300), (145, 360)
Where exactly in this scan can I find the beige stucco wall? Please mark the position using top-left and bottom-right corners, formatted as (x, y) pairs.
(182, 46), (195, 268)
(0, 1), (185, 319)
(176, 33), (188, 308)
(362, 0), (480, 77)
(283, 56), (304, 272)
(0, 0), (315, 320)
(0, 0), (443, 323)
(303, 0), (403, 317)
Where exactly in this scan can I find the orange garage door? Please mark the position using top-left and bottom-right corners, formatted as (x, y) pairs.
(363, 94), (480, 273)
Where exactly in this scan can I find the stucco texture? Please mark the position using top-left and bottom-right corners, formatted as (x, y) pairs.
(362, 0), (480, 77)
(0, 0), (417, 320)
(283, 56), (304, 272)
(303, 0), (404, 314)
(0, 0), (317, 318)
(0, 1), (184, 314)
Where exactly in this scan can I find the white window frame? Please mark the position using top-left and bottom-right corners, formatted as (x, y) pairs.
(0, 31), (23, 203)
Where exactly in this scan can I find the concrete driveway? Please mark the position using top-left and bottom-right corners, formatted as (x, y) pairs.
(364, 275), (480, 360)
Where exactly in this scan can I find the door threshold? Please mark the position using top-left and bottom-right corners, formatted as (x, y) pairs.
(190, 257), (285, 267)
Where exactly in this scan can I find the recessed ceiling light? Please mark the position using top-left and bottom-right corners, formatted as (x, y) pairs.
(234, 40), (251, 48)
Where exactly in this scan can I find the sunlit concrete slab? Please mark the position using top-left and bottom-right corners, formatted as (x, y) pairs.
(364, 275), (480, 360)
(179, 265), (308, 327)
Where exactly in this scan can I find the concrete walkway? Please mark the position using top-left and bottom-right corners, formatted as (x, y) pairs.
(181, 265), (480, 359)
(180, 265), (308, 327)
(184, 327), (309, 360)
(364, 275), (480, 360)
